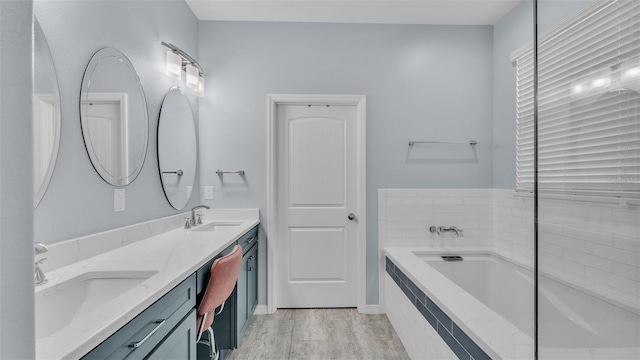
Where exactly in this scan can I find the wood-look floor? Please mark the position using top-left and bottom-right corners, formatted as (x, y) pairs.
(226, 309), (410, 360)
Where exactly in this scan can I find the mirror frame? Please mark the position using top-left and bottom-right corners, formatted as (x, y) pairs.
(79, 47), (149, 186)
(157, 86), (198, 210)
(33, 16), (62, 207)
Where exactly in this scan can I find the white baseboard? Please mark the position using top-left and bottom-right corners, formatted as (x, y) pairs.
(360, 304), (380, 314)
(253, 305), (268, 315)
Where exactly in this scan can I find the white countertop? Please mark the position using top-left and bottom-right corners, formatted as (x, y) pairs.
(35, 210), (259, 360)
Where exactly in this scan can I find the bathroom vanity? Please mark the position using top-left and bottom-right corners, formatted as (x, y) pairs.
(35, 210), (260, 360)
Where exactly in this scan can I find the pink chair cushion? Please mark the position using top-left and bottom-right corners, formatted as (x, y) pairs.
(197, 245), (242, 331)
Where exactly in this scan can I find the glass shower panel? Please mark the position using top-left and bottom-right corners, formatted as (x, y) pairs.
(495, 1), (536, 359)
(536, 0), (640, 358)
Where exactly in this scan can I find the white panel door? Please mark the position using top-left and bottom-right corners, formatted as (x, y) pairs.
(85, 101), (123, 179)
(276, 104), (357, 308)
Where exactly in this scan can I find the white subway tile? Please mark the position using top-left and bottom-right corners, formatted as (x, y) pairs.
(562, 226), (613, 246)
(539, 241), (564, 256)
(540, 232), (585, 252)
(386, 197), (403, 206)
(390, 213), (410, 222)
(611, 208), (640, 225)
(386, 229), (402, 237)
(386, 205), (418, 214)
(402, 197), (433, 205)
(613, 262), (640, 282)
(587, 243), (638, 267)
(563, 248), (614, 272)
(387, 221), (420, 230)
(402, 229), (428, 238)
(585, 267), (640, 297)
(433, 197), (463, 205)
(612, 235), (640, 253)
(396, 212), (425, 222)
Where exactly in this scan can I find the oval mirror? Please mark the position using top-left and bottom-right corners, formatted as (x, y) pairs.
(33, 17), (61, 207)
(158, 87), (197, 210)
(80, 47), (149, 186)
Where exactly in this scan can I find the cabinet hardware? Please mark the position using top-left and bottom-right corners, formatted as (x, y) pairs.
(129, 319), (166, 348)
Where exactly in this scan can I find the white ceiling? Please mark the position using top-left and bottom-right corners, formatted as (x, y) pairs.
(186, 0), (523, 25)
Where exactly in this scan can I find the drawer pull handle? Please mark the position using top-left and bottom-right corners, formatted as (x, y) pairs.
(129, 319), (166, 348)
(245, 237), (255, 244)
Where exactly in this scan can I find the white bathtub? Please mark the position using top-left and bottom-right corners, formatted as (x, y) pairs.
(384, 247), (640, 359)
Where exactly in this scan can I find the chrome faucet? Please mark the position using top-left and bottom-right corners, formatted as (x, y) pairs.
(191, 205), (210, 226)
(430, 226), (464, 237)
(448, 226), (464, 237)
(34, 243), (49, 286)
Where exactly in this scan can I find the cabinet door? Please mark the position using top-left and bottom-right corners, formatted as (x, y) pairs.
(237, 244), (258, 345)
(146, 310), (196, 360)
(247, 245), (258, 317)
(236, 253), (248, 343)
(83, 275), (196, 360)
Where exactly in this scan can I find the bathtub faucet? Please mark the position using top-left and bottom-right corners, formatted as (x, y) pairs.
(436, 226), (464, 237)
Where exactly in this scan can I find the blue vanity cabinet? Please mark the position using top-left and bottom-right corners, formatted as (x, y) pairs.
(237, 240), (258, 345)
(146, 309), (197, 360)
(82, 274), (196, 360)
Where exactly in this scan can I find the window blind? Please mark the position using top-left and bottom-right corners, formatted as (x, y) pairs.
(515, 0), (640, 197)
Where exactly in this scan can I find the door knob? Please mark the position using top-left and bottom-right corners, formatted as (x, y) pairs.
(347, 213), (356, 221)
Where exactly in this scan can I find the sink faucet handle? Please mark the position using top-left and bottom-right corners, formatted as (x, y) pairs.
(35, 243), (49, 255)
(197, 214), (203, 225)
(184, 217), (192, 229)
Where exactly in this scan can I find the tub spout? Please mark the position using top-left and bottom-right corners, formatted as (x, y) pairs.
(449, 226), (463, 237)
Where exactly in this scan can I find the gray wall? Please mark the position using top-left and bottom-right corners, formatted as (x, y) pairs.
(33, 0), (200, 244)
(198, 21), (495, 304)
(0, 1), (35, 358)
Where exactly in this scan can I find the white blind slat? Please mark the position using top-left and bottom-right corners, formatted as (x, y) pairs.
(515, 0), (640, 196)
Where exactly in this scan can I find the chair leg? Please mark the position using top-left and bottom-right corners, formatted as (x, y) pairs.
(207, 327), (219, 360)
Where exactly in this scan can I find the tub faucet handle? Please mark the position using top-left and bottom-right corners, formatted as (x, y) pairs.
(34, 243), (48, 255)
(34, 258), (48, 286)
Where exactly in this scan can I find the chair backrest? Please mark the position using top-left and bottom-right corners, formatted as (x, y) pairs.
(197, 245), (242, 329)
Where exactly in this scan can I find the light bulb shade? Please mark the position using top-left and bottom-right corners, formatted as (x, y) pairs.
(166, 51), (182, 79)
(194, 75), (205, 97)
(186, 64), (199, 90)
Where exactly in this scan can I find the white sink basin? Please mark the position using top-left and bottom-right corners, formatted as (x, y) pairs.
(35, 270), (157, 339)
(194, 221), (242, 232)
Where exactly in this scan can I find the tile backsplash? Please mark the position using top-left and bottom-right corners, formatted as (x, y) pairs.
(379, 188), (640, 310)
(378, 189), (493, 248)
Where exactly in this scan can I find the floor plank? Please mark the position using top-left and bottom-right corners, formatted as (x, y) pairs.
(226, 309), (409, 360)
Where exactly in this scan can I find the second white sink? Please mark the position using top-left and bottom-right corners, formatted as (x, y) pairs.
(194, 221), (242, 232)
(36, 270), (157, 339)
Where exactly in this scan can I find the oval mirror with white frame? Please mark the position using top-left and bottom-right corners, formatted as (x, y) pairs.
(80, 47), (149, 186)
(33, 17), (61, 207)
(158, 86), (197, 210)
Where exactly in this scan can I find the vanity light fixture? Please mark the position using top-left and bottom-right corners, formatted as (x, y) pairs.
(162, 42), (205, 96)
(166, 50), (182, 79)
(194, 76), (205, 97)
(185, 64), (199, 90)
